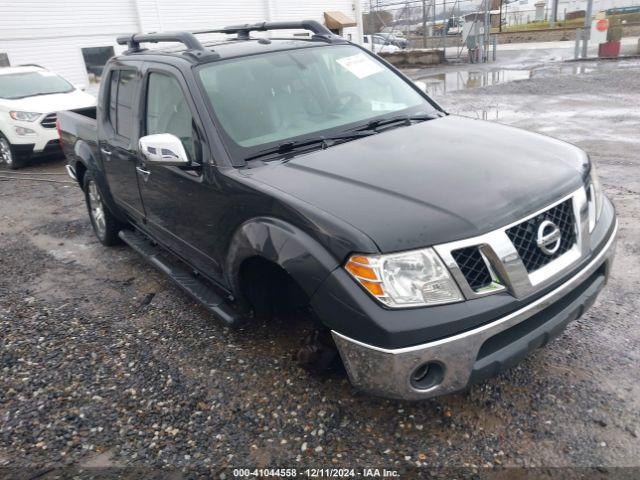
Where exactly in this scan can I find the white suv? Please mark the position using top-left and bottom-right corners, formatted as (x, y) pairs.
(0, 66), (95, 169)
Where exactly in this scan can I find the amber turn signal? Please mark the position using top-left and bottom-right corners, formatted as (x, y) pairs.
(345, 255), (386, 299)
(345, 261), (377, 280)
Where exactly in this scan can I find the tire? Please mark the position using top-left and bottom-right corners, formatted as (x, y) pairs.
(83, 170), (122, 246)
(0, 134), (25, 170)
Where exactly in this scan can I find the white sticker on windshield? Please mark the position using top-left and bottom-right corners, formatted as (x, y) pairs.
(336, 53), (384, 79)
(371, 100), (408, 111)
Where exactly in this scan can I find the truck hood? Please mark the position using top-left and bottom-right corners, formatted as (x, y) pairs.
(0, 89), (95, 114)
(247, 115), (588, 253)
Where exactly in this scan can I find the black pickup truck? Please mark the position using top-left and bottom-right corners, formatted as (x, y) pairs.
(57, 21), (617, 400)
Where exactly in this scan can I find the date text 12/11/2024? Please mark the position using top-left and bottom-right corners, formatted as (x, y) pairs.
(231, 468), (400, 478)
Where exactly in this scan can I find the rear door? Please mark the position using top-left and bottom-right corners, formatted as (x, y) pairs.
(99, 66), (145, 219)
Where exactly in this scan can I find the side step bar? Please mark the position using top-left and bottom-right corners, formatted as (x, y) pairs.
(118, 229), (240, 326)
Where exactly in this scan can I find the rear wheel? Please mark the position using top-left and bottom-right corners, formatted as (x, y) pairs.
(83, 171), (122, 246)
(0, 134), (24, 170)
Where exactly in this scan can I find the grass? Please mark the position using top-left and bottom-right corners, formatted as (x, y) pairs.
(493, 17), (585, 33)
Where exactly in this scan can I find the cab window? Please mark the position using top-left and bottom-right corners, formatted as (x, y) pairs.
(107, 69), (137, 139)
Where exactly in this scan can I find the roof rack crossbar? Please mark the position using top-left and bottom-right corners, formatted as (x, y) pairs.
(116, 32), (220, 60)
(193, 20), (337, 41)
(117, 32), (204, 53)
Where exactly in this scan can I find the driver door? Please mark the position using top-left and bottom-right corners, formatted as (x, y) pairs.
(136, 64), (221, 277)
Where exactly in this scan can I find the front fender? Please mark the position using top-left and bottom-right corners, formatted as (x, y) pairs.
(225, 217), (340, 299)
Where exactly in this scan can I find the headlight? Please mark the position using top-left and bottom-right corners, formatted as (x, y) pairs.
(587, 161), (604, 232)
(345, 248), (463, 308)
(9, 111), (41, 122)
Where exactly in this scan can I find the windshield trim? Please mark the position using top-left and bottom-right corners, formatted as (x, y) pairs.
(0, 71), (75, 100)
(193, 42), (444, 167)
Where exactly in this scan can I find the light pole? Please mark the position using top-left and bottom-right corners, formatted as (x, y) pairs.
(581, 0), (593, 58)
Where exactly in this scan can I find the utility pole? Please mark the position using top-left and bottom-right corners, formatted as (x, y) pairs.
(499, 0), (503, 32)
(484, 0), (490, 62)
(505, 0), (508, 29)
(581, 0), (593, 58)
(432, 0), (436, 36)
(354, 0), (364, 44)
(422, 0), (427, 47)
(406, 1), (410, 39)
(549, 0), (558, 27)
(442, 0), (447, 56)
(369, 0), (374, 35)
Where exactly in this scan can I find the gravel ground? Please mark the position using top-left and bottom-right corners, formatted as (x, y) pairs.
(1, 59), (639, 478)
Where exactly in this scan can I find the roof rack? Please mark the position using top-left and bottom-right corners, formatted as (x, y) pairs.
(116, 32), (219, 60)
(193, 20), (342, 42)
(116, 20), (343, 61)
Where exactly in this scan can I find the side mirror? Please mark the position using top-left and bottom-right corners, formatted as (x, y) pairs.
(139, 133), (190, 166)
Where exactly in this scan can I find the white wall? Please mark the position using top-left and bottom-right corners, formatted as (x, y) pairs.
(0, 0), (139, 85)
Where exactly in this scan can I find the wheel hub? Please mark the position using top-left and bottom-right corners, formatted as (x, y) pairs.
(88, 181), (106, 238)
(0, 138), (13, 165)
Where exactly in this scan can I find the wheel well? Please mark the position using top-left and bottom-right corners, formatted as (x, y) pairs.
(238, 256), (309, 320)
(75, 161), (87, 188)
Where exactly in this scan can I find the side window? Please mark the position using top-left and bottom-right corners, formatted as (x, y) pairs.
(145, 73), (196, 161)
(108, 70), (118, 129)
(116, 70), (136, 139)
(106, 69), (137, 140)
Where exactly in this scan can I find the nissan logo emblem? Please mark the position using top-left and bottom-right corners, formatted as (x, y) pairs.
(536, 220), (562, 255)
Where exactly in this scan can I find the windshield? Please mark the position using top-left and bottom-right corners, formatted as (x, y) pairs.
(0, 71), (74, 99)
(198, 44), (438, 157)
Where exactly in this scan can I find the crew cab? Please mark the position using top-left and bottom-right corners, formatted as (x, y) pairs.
(57, 21), (617, 400)
(0, 65), (95, 169)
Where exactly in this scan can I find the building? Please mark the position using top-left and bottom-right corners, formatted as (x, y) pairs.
(0, 0), (363, 87)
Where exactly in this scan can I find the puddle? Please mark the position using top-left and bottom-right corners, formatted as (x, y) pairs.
(415, 65), (595, 96)
(533, 64), (595, 78)
(416, 69), (532, 96)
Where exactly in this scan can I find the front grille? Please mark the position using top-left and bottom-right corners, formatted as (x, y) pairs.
(506, 199), (576, 273)
(40, 113), (57, 129)
(451, 246), (493, 291)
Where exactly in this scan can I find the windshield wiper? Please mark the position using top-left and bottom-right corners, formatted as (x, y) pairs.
(358, 113), (441, 132)
(245, 130), (376, 162)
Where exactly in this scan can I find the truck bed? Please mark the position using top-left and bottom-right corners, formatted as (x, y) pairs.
(57, 107), (99, 181)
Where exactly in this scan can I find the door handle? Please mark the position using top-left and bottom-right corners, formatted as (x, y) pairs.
(100, 147), (112, 159)
(136, 166), (151, 182)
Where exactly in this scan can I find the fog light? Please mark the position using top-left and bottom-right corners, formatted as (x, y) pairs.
(15, 126), (37, 136)
(410, 361), (444, 390)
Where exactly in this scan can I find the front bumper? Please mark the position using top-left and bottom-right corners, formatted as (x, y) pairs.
(332, 219), (618, 400)
(3, 119), (59, 152)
